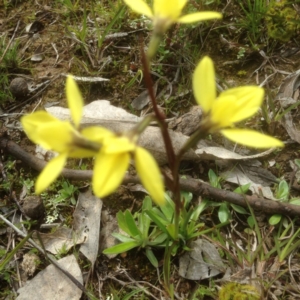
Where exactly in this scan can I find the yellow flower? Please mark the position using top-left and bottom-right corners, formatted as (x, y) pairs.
(193, 56), (284, 148)
(21, 76), (110, 193)
(93, 135), (165, 206)
(21, 76), (164, 205)
(123, 0), (222, 32)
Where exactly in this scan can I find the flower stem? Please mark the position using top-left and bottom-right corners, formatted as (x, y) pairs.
(147, 32), (163, 61)
(141, 45), (183, 240)
(72, 134), (101, 152)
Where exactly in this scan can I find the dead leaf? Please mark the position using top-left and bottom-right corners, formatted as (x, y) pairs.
(290, 160), (300, 183)
(281, 111), (300, 144)
(131, 82), (158, 110)
(179, 239), (225, 280)
(168, 106), (202, 136)
(73, 190), (102, 266)
(34, 227), (84, 255)
(196, 146), (274, 161)
(99, 209), (120, 259)
(242, 163), (278, 186)
(276, 69), (300, 108)
(31, 45), (44, 62)
(138, 125), (198, 164)
(17, 255), (83, 300)
(221, 166), (275, 199)
(63, 74), (109, 82)
(276, 70), (300, 143)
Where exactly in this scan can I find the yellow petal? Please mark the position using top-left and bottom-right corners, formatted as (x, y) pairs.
(135, 147), (165, 206)
(21, 111), (58, 123)
(179, 12), (222, 23)
(221, 129), (284, 148)
(35, 153), (67, 194)
(103, 136), (135, 154)
(32, 121), (74, 152)
(123, 0), (153, 18)
(21, 111), (58, 136)
(93, 152), (130, 197)
(154, 0), (187, 20)
(22, 111), (74, 152)
(220, 86), (264, 123)
(210, 95), (238, 128)
(66, 76), (83, 128)
(81, 126), (114, 143)
(193, 56), (216, 113)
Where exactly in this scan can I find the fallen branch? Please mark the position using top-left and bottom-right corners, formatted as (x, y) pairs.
(1, 136), (300, 217)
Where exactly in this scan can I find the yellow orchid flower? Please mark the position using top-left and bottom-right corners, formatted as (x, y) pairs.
(123, 0), (222, 33)
(124, 0), (221, 59)
(93, 135), (165, 206)
(21, 76), (111, 194)
(193, 56), (284, 148)
(21, 76), (164, 204)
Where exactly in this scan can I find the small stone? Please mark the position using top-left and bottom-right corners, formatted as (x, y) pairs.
(9, 77), (29, 98)
(23, 196), (44, 220)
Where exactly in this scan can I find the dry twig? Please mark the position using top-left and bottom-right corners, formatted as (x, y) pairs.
(1, 136), (300, 217)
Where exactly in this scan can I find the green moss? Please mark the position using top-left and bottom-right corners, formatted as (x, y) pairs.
(265, 0), (300, 42)
(219, 282), (260, 300)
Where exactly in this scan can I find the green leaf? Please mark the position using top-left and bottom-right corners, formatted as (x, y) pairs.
(146, 210), (169, 234)
(208, 169), (221, 188)
(171, 243), (180, 256)
(218, 203), (230, 223)
(151, 207), (168, 221)
(290, 198), (300, 206)
(186, 221), (205, 240)
(163, 243), (174, 296)
(295, 159), (300, 169)
(206, 200), (221, 207)
(160, 193), (175, 221)
(276, 180), (289, 201)
(149, 232), (168, 246)
(231, 204), (248, 214)
(142, 196), (153, 210)
(111, 233), (135, 243)
(97, 4), (126, 49)
(116, 211), (131, 235)
(269, 214), (282, 225)
(139, 212), (151, 240)
(166, 224), (176, 240)
(234, 183), (251, 194)
(103, 241), (140, 255)
(124, 210), (141, 237)
(122, 289), (143, 300)
(247, 216), (255, 229)
(0, 234), (32, 271)
(190, 200), (208, 221)
(181, 190), (193, 207)
(145, 248), (158, 268)
(181, 206), (194, 233)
